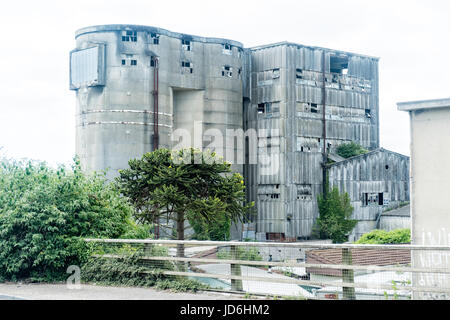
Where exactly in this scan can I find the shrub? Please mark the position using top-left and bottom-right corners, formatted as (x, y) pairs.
(336, 142), (368, 159)
(0, 158), (149, 282)
(217, 247), (263, 261)
(82, 250), (208, 292)
(355, 229), (411, 244)
(190, 214), (231, 241)
(313, 186), (357, 243)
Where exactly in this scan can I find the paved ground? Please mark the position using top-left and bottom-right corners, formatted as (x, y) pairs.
(0, 283), (244, 300)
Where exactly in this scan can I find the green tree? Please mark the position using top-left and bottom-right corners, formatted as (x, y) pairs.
(0, 158), (146, 281)
(190, 213), (231, 241)
(314, 186), (357, 243)
(336, 142), (368, 159)
(116, 148), (254, 257)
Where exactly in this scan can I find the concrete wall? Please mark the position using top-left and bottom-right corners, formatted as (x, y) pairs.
(398, 98), (450, 300)
(73, 25), (244, 180)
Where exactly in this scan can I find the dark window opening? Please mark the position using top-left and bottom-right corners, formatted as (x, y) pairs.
(330, 55), (349, 75)
(122, 31), (137, 42)
(130, 60), (137, 66)
(257, 103), (265, 114)
(310, 103), (318, 113)
(385, 164), (389, 170)
(151, 33), (159, 45)
(181, 61), (191, 68)
(296, 68), (303, 79)
(365, 109), (371, 118)
(182, 39), (191, 51)
(121, 59), (126, 65)
(378, 193), (384, 206)
(150, 57), (155, 67)
(223, 43), (232, 50)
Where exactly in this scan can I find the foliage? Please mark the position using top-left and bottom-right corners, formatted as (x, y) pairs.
(217, 247), (263, 261)
(0, 158), (149, 281)
(82, 250), (208, 292)
(355, 228), (411, 244)
(313, 186), (357, 243)
(190, 214), (231, 241)
(116, 148), (254, 255)
(335, 142), (368, 159)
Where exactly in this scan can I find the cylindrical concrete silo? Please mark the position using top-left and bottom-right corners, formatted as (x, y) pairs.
(71, 25), (244, 179)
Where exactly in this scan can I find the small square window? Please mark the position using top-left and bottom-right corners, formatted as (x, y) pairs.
(121, 59), (126, 65)
(131, 60), (137, 66)
(182, 39), (191, 51)
(151, 33), (160, 45)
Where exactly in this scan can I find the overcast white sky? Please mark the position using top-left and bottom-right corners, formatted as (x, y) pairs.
(0, 0), (449, 166)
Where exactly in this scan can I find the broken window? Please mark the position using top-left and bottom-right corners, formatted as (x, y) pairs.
(296, 68), (303, 79)
(182, 39), (191, 51)
(121, 55), (137, 66)
(150, 33), (159, 45)
(181, 61), (193, 73)
(222, 65), (233, 77)
(362, 192), (382, 206)
(257, 103), (265, 114)
(257, 102), (275, 114)
(378, 193), (384, 206)
(330, 55), (349, 75)
(222, 43), (232, 55)
(272, 68), (280, 79)
(122, 30), (137, 42)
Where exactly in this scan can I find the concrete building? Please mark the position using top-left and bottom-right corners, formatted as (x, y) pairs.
(70, 24), (409, 241)
(398, 98), (450, 299)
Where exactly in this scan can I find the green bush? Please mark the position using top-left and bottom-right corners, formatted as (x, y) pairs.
(0, 158), (149, 282)
(82, 250), (208, 292)
(336, 142), (368, 159)
(313, 186), (357, 243)
(190, 214), (231, 241)
(217, 247), (263, 261)
(355, 229), (411, 244)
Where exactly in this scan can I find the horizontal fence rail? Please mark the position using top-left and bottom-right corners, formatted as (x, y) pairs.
(84, 238), (450, 300)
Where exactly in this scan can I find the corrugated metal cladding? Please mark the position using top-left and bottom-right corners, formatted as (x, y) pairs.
(327, 149), (410, 240)
(249, 42), (382, 240)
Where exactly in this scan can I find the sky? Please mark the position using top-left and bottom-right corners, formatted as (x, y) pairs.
(0, 0), (449, 166)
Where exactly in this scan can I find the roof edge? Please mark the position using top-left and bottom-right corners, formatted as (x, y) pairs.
(75, 24), (244, 48)
(397, 98), (450, 112)
(326, 147), (409, 167)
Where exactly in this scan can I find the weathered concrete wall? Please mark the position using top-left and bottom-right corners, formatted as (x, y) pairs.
(398, 98), (450, 299)
(73, 25), (244, 180)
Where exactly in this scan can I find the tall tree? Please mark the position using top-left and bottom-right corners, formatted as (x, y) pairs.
(116, 148), (254, 258)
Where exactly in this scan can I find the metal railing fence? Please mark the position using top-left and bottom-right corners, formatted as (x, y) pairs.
(83, 239), (450, 300)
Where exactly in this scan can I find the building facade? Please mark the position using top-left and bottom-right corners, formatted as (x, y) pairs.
(398, 98), (450, 299)
(70, 24), (407, 241)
